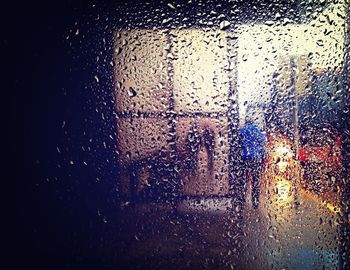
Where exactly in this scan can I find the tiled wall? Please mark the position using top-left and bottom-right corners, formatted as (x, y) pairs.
(114, 29), (233, 197)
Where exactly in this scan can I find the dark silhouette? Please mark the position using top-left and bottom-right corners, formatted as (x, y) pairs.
(238, 119), (267, 209)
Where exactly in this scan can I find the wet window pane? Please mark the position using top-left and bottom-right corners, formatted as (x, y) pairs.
(17, 1), (349, 269)
(111, 1), (350, 269)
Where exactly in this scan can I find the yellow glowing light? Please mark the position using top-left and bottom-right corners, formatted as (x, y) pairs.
(300, 189), (339, 215)
(274, 176), (292, 202)
(274, 145), (292, 158)
(271, 143), (293, 172)
(299, 189), (350, 225)
(277, 161), (289, 173)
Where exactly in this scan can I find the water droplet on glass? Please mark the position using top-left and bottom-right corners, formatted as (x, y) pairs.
(128, 87), (137, 97)
(219, 20), (230, 30)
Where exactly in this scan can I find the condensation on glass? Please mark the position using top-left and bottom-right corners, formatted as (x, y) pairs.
(113, 1), (349, 269)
